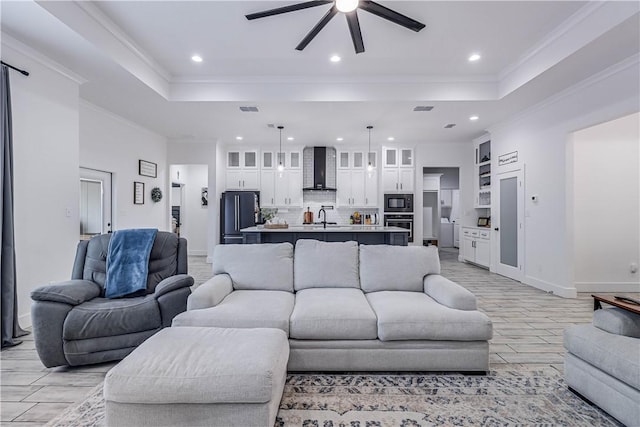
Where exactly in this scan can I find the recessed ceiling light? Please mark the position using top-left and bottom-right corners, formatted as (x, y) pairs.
(387, 137), (395, 141)
(469, 115), (479, 121)
(235, 136), (243, 140)
(191, 55), (203, 63)
(336, 137), (344, 141)
(468, 53), (481, 62)
(330, 55), (341, 63)
(287, 137), (294, 141)
(336, 0), (358, 13)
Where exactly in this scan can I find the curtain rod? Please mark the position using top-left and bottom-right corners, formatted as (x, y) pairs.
(1, 61), (29, 76)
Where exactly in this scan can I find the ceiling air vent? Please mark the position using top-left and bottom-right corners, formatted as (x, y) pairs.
(413, 106), (434, 112)
(239, 106), (259, 112)
(267, 123), (275, 128)
(444, 123), (456, 129)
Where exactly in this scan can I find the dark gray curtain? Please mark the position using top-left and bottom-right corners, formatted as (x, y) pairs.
(1, 64), (28, 348)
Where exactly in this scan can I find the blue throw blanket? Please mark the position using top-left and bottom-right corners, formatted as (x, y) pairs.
(105, 229), (158, 298)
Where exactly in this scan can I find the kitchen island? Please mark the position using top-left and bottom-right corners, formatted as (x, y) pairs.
(241, 225), (409, 246)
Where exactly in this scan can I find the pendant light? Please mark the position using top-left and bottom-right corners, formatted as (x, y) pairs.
(277, 125), (284, 173)
(366, 125), (374, 173)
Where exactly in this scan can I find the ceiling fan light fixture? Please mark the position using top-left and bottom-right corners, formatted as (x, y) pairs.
(336, 0), (359, 13)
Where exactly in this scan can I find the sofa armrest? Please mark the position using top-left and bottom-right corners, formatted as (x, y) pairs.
(31, 280), (102, 306)
(187, 274), (233, 310)
(423, 275), (477, 311)
(154, 274), (194, 298)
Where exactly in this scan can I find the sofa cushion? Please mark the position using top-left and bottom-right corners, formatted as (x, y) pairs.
(564, 324), (640, 390)
(290, 288), (378, 340)
(63, 295), (161, 340)
(366, 291), (492, 341)
(213, 243), (293, 292)
(172, 290), (294, 335)
(359, 245), (440, 293)
(294, 240), (360, 290)
(104, 327), (289, 404)
(593, 307), (640, 338)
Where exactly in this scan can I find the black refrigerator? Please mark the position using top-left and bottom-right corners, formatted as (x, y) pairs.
(220, 191), (260, 244)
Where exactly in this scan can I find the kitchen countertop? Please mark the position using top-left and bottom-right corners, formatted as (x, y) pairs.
(241, 225), (408, 233)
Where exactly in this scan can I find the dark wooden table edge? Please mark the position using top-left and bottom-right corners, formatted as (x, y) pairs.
(591, 294), (640, 315)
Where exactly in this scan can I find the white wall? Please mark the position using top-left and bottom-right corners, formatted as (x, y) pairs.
(3, 44), (81, 327)
(167, 141), (216, 259)
(414, 142), (475, 245)
(571, 112), (639, 291)
(490, 57), (639, 297)
(80, 102), (168, 230)
(169, 164), (208, 255)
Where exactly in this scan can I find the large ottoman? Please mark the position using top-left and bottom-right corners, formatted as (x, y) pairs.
(104, 327), (290, 427)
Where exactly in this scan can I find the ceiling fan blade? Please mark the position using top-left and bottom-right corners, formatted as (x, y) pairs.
(346, 11), (365, 54)
(246, 1), (332, 20)
(296, 5), (338, 51)
(359, 1), (426, 32)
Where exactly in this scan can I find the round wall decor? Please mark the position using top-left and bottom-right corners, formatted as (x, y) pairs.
(151, 187), (163, 203)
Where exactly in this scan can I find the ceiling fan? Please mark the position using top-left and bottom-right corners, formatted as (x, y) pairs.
(245, 0), (425, 54)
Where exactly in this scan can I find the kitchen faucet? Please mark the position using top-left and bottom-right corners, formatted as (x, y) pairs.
(318, 207), (327, 229)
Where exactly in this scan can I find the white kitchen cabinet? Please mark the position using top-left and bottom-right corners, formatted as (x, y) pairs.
(260, 170), (276, 207)
(225, 169), (259, 190)
(226, 149), (259, 190)
(227, 150), (258, 169)
(364, 169), (378, 207)
(338, 151), (365, 169)
(462, 227), (491, 268)
(337, 169), (365, 207)
(382, 147), (414, 192)
(383, 168), (414, 192)
(262, 151), (274, 169)
(473, 137), (491, 208)
(275, 169), (302, 207)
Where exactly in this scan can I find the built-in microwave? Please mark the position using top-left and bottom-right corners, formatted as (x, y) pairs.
(384, 193), (414, 213)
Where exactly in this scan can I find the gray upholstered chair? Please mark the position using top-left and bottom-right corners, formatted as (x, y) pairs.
(30, 231), (193, 368)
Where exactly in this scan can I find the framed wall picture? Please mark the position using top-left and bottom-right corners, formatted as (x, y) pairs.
(139, 160), (157, 178)
(201, 187), (208, 207)
(134, 181), (145, 204)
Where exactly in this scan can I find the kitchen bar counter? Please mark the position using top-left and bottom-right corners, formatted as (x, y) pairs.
(241, 225), (409, 246)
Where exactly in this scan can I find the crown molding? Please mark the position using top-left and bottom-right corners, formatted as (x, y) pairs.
(1, 32), (87, 84)
(73, 1), (171, 82)
(80, 99), (168, 141)
(499, 2), (606, 81)
(489, 53), (640, 134)
(170, 74), (498, 85)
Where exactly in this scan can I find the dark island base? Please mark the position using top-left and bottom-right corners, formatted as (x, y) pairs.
(242, 231), (408, 246)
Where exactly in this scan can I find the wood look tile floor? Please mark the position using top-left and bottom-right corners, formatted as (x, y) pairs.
(1, 251), (637, 425)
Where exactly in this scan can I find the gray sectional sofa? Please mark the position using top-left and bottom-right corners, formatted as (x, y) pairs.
(172, 240), (493, 372)
(564, 307), (640, 426)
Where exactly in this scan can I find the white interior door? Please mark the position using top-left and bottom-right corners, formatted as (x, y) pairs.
(79, 167), (112, 237)
(495, 169), (524, 281)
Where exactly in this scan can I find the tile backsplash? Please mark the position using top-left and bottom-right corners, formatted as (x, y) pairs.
(270, 203), (380, 225)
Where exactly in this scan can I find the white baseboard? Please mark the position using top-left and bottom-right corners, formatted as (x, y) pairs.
(574, 281), (640, 293)
(19, 312), (32, 329)
(458, 255), (465, 262)
(188, 250), (207, 256)
(523, 275), (577, 299)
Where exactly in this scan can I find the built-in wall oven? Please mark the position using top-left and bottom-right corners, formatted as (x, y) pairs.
(384, 193), (413, 213)
(384, 214), (414, 243)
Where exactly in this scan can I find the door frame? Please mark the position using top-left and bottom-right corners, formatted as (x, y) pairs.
(79, 167), (113, 235)
(494, 168), (524, 282)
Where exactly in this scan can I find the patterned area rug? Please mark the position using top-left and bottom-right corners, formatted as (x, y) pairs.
(47, 365), (619, 426)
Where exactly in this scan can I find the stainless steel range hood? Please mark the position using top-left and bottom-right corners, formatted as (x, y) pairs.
(303, 146), (337, 191)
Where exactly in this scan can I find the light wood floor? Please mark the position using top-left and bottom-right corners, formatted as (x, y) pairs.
(1, 251), (635, 425)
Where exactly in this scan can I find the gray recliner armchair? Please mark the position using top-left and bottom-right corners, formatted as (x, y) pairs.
(31, 231), (193, 368)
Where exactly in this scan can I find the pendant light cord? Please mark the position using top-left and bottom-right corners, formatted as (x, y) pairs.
(277, 125), (284, 171)
(367, 125), (373, 170)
